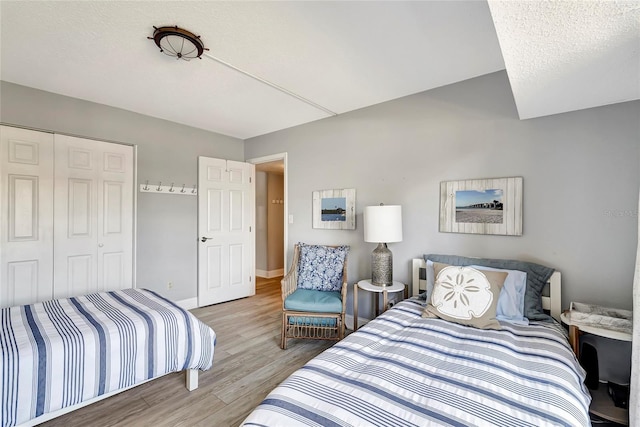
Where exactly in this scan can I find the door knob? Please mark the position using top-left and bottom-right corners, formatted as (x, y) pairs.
(98, 243), (104, 247)
(201, 237), (212, 243)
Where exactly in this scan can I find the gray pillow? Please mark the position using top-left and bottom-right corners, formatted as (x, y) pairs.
(424, 254), (555, 322)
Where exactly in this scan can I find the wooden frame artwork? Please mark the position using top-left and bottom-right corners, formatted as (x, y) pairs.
(439, 177), (523, 236)
(312, 188), (356, 230)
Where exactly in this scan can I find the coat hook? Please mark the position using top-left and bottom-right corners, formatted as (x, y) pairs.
(169, 183), (175, 192)
(143, 180), (150, 190)
(157, 181), (162, 191)
(180, 184), (186, 193)
(191, 184), (197, 194)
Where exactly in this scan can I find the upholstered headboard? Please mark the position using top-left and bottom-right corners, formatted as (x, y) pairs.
(411, 258), (562, 322)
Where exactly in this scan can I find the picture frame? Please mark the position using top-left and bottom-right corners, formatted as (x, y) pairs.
(439, 177), (523, 236)
(312, 188), (356, 230)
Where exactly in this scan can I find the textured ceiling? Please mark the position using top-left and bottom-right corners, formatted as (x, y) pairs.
(489, 0), (640, 119)
(1, 1), (638, 139)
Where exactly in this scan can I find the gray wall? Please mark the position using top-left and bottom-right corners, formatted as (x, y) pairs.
(267, 173), (284, 272)
(0, 81), (244, 301)
(255, 171), (285, 277)
(245, 71), (640, 319)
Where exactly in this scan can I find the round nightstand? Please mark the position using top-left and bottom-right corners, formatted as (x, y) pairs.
(353, 279), (406, 330)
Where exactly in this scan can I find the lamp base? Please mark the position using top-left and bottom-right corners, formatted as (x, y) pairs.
(371, 242), (392, 286)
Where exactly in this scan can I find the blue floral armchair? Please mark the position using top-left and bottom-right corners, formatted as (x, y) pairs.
(281, 243), (349, 349)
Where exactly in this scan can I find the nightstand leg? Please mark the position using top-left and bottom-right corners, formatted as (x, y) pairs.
(383, 290), (388, 313)
(353, 283), (358, 331)
(374, 295), (379, 317)
(569, 325), (580, 358)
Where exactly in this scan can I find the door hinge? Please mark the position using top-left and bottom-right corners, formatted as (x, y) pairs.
(249, 226), (252, 232)
(249, 177), (252, 183)
(250, 275), (252, 282)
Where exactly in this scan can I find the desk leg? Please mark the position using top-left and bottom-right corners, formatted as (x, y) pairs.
(353, 284), (358, 331)
(569, 325), (580, 358)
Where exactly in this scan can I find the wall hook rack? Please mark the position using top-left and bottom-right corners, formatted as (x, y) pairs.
(140, 181), (197, 196)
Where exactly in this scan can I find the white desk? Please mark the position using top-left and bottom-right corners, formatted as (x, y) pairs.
(353, 280), (406, 330)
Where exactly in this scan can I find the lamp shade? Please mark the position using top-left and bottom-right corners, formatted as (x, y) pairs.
(364, 205), (403, 243)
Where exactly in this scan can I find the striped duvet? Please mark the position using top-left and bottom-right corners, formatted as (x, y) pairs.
(1, 288), (216, 427)
(243, 298), (591, 427)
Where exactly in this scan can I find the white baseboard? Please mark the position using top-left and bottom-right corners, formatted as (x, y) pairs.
(256, 268), (284, 278)
(175, 297), (198, 311)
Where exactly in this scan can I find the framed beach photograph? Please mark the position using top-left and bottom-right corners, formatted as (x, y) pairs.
(312, 188), (356, 230)
(439, 177), (523, 236)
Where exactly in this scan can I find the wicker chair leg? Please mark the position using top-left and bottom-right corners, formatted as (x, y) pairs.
(281, 312), (287, 350)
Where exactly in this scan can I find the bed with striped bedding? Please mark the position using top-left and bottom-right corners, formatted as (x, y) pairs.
(242, 297), (591, 427)
(1, 288), (216, 427)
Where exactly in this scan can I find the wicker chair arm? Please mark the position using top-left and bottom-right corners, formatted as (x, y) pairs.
(340, 254), (348, 313)
(340, 278), (348, 314)
(281, 269), (297, 300)
(281, 245), (301, 306)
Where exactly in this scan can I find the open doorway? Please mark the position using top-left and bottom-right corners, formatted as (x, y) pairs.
(248, 153), (287, 279)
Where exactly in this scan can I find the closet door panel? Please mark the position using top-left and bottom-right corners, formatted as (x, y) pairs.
(102, 252), (124, 290)
(9, 175), (39, 240)
(0, 126), (54, 308)
(98, 144), (133, 292)
(68, 179), (92, 237)
(6, 261), (40, 305)
(66, 254), (94, 297)
(54, 134), (133, 297)
(54, 135), (99, 298)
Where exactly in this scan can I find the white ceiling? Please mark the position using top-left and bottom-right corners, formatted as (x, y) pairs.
(1, 1), (638, 140)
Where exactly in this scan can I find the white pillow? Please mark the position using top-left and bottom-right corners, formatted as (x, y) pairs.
(426, 260), (528, 324)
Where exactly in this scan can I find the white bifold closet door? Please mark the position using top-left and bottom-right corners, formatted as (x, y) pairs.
(0, 126), (134, 308)
(53, 134), (133, 299)
(0, 126), (55, 307)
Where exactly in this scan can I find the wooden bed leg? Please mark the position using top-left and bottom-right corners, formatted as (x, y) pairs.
(186, 369), (198, 391)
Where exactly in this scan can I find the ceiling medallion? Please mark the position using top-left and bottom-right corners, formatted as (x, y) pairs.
(148, 25), (208, 61)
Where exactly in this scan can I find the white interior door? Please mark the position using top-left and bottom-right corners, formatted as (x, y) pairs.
(54, 134), (133, 298)
(198, 157), (255, 306)
(0, 126), (55, 307)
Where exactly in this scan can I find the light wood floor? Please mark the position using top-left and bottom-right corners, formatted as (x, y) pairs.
(42, 277), (335, 427)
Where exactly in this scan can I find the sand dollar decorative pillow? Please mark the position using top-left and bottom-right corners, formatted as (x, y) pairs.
(422, 263), (507, 329)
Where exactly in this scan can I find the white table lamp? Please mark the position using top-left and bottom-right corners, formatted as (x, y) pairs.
(364, 205), (403, 286)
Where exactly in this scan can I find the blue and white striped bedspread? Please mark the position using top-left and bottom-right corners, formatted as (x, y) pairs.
(243, 298), (591, 427)
(1, 288), (216, 427)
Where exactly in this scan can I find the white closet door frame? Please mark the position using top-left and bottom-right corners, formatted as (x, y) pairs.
(1, 126), (136, 307)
